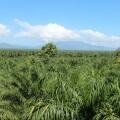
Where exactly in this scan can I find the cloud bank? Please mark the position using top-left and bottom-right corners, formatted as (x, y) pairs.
(79, 30), (120, 48)
(0, 24), (10, 37)
(0, 19), (120, 48)
(14, 19), (120, 48)
(15, 19), (80, 42)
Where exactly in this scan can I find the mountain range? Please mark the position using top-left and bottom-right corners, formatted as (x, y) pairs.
(0, 41), (115, 51)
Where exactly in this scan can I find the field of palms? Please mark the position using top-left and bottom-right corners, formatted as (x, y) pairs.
(0, 44), (120, 120)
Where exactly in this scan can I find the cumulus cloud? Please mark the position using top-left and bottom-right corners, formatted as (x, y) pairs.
(79, 30), (120, 48)
(0, 24), (10, 37)
(15, 19), (120, 48)
(15, 19), (80, 42)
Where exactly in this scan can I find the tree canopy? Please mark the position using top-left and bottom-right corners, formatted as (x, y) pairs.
(40, 43), (58, 57)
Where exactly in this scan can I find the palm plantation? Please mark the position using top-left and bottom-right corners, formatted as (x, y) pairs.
(0, 44), (120, 120)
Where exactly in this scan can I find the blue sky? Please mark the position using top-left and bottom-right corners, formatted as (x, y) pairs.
(0, 0), (120, 48)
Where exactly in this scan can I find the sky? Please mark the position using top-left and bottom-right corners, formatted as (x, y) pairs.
(0, 0), (120, 48)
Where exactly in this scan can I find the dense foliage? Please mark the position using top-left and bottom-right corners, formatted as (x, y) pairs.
(0, 45), (120, 120)
(39, 43), (58, 57)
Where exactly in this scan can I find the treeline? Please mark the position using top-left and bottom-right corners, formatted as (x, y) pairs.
(0, 50), (37, 57)
(0, 49), (119, 58)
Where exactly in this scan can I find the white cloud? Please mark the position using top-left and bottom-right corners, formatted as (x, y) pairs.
(15, 19), (120, 48)
(0, 24), (10, 37)
(79, 30), (120, 48)
(15, 19), (80, 42)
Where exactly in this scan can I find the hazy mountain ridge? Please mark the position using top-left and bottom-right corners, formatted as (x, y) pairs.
(0, 43), (31, 49)
(0, 41), (115, 51)
(53, 41), (115, 51)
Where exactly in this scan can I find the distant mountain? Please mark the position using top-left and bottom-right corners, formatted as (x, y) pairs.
(0, 43), (31, 49)
(35, 41), (115, 51)
(0, 41), (115, 51)
(53, 41), (115, 51)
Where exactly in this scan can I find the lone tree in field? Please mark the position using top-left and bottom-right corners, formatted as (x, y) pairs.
(116, 48), (120, 56)
(40, 43), (58, 57)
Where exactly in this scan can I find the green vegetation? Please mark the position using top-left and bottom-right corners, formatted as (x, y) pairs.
(0, 44), (120, 120)
(39, 43), (58, 57)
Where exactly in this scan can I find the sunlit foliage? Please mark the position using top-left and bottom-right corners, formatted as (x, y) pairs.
(0, 46), (120, 120)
